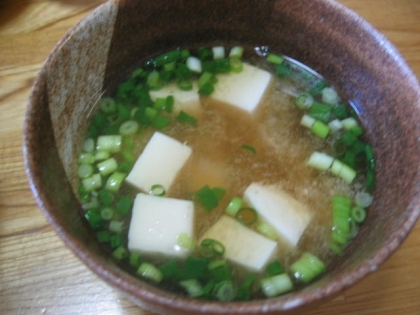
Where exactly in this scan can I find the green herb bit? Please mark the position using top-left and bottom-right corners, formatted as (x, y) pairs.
(266, 260), (284, 276)
(110, 233), (124, 249)
(177, 110), (197, 125)
(97, 189), (115, 206)
(100, 207), (114, 220)
(195, 185), (219, 211)
(309, 102), (331, 123)
(96, 230), (111, 243)
(351, 206), (367, 223)
(85, 209), (103, 230)
(241, 144), (256, 154)
(99, 97), (116, 114)
(153, 115), (171, 129)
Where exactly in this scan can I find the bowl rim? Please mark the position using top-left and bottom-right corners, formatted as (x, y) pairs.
(23, 0), (420, 313)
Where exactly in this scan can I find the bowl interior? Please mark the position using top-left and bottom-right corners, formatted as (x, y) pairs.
(24, 0), (420, 314)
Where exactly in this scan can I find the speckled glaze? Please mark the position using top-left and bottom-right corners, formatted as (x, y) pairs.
(23, 0), (420, 314)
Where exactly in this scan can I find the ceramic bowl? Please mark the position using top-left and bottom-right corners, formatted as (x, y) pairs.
(23, 0), (420, 314)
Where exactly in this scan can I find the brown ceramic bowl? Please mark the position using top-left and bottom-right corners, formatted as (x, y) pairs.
(23, 0), (420, 314)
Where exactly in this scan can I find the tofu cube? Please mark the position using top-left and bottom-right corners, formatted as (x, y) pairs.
(244, 183), (313, 247)
(126, 132), (192, 193)
(128, 193), (194, 258)
(149, 82), (201, 115)
(200, 215), (277, 272)
(211, 62), (272, 113)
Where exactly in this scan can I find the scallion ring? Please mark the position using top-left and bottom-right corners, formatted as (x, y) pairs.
(200, 238), (225, 258)
(150, 184), (166, 196)
(235, 207), (258, 225)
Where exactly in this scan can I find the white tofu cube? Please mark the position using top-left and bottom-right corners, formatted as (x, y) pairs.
(200, 215), (277, 272)
(128, 193), (194, 258)
(211, 62), (272, 113)
(149, 82), (201, 115)
(244, 183), (313, 247)
(126, 132), (192, 193)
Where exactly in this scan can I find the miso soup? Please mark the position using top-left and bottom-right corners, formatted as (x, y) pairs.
(77, 45), (375, 301)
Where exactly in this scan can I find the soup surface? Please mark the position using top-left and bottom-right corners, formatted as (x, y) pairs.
(77, 46), (375, 300)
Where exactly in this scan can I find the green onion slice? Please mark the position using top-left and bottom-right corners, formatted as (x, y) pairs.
(235, 207), (258, 225)
(200, 238), (225, 258)
(241, 144), (256, 154)
(150, 184), (166, 196)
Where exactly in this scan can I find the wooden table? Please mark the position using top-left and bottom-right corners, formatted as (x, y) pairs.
(1, 1), (419, 314)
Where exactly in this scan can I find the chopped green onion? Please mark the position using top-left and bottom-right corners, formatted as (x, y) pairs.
(213, 280), (236, 301)
(153, 49), (182, 67)
(84, 209), (103, 229)
(295, 92), (314, 109)
(300, 114), (316, 129)
(212, 46), (225, 59)
(260, 273), (293, 297)
(149, 184), (166, 196)
(129, 252), (142, 268)
(177, 232), (196, 251)
(99, 97), (116, 114)
(177, 110), (197, 125)
(81, 196), (99, 210)
(119, 120), (139, 136)
(186, 56), (202, 73)
(235, 207), (258, 225)
(256, 222), (278, 240)
(235, 274), (255, 301)
(197, 71), (214, 88)
(96, 230), (111, 243)
(341, 117), (359, 130)
(200, 238), (225, 258)
(311, 120), (330, 139)
(355, 191), (374, 207)
(137, 262), (163, 283)
(229, 57), (243, 73)
(146, 70), (162, 90)
(351, 206), (367, 223)
(82, 173), (102, 192)
(78, 152), (95, 164)
(110, 233), (124, 249)
(109, 220), (124, 233)
(112, 246), (128, 260)
(83, 138), (95, 153)
(328, 119), (343, 132)
(115, 195), (134, 215)
(198, 82), (215, 96)
(100, 207), (114, 220)
(77, 164), (94, 179)
(208, 259), (227, 270)
(225, 197), (244, 216)
(177, 78), (193, 91)
(96, 135), (122, 153)
(97, 157), (118, 176)
(266, 53), (284, 65)
(229, 46), (244, 58)
(321, 87), (339, 105)
(266, 260), (284, 276)
(105, 171), (126, 192)
(306, 152), (334, 171)
(180, 279), (203, 298)
(241, 144), (256, 154)
(289, 252), (326, 283)
(94, 150), (110, 162)
(153, 115), (171, 129)
(309, 102), (331, 123)
(211, 187), (226, 202)
(97, 189), (115, 206)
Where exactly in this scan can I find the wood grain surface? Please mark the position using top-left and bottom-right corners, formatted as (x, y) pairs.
(0, 1), (419, 314)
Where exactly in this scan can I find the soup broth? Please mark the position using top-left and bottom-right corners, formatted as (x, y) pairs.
(77, 46), (374, 300)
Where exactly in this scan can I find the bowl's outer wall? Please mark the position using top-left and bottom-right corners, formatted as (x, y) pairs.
(24, 0), (420, 314)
